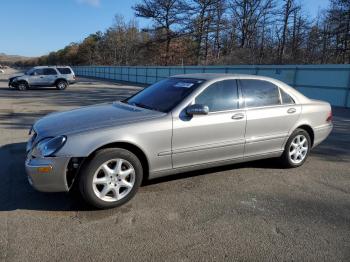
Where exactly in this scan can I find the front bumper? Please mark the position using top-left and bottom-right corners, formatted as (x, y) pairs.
(8, 80), (18, 88)
(25, 155), (71, 192)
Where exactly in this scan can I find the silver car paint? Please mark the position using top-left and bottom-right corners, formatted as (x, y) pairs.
(25, 74), (333, 192)
(34, 102), (166, 138)
(26, 156), (71, 192)
(12, 66), (75, 86)
(172, 108), (246, 168)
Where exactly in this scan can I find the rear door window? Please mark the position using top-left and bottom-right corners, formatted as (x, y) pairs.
(43, 68), (57, 75)
(240, 79), (281, 108)
(57, 68), (72, 74)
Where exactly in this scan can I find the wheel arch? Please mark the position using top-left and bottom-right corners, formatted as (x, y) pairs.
(18, 79), (29, 85)
(83, 141), (149, 180)
(295, 124), (315, 147)
(55, 78), (68, 85)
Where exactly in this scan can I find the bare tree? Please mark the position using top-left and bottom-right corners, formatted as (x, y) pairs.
(228, 0), (273, 48)
(189, 0), (216, 64)
(326, 0), (350, 63)
(133, 0), (189, 65)
(276, 0), (296, 64)
(213, 0), (226, 60)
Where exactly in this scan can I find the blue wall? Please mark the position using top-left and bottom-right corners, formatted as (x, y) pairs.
(72, 65), (350, 108)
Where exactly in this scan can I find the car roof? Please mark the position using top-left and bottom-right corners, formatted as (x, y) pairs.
(172, 73), (310, 104)
(172, 73), (240, 80)
(171, 73), (294, 87)
(172, 73), (275, 81)
(33, 65), (71, 69)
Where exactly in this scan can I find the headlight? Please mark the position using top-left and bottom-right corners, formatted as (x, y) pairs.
(26, 127), (37, 153)
(34, 136), (67, 157)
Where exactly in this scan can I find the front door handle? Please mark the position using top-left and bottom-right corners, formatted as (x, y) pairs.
(40, 76), (44, 78)
(287, 108), (296, 114)
(232, 113), (245, 120)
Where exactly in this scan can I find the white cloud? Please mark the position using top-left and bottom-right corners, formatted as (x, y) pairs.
(77, 0), (100, 7)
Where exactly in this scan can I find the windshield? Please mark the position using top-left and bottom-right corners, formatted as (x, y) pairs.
(25, 68), (35, 75)
(125, 78), (205, 113)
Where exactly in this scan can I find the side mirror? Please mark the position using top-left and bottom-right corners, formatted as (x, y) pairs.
(186, 104), (209, 116)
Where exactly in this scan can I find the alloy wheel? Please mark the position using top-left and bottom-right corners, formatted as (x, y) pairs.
(58, 82), (66, 89)
(289, 134), (308, 164)
(18, 83), (26, 91)
(92, 158), (136, 202)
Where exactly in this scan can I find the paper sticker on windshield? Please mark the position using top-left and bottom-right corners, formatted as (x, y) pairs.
(174, 82), (194, 88)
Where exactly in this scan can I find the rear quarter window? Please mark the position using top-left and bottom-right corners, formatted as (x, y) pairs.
(280, 88), (295, 104)
(57, 68), (72, 74)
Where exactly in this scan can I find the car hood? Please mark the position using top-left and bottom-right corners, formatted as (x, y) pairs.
(33, 102), (165, 137)
(9, 74), (24, 80)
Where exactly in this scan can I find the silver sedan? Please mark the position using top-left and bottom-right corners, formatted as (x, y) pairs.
(25, 74), (333, 209)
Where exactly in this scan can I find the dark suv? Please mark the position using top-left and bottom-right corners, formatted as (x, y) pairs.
(9, 66), (76, 91)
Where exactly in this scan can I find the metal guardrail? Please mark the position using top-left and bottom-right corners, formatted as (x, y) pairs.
(72, 65), (350, 108)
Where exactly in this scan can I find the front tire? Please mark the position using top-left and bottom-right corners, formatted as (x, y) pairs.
(56, 80), (68, 90)
(281, 128), (311, 168)
(79, 148), (143, 209)
(17, 81), (28, 91)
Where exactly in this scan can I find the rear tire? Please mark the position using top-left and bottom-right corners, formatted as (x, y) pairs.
(56, 80), (68, 90)
(281, 128), (311, 168)
(79, 148), (143, 209)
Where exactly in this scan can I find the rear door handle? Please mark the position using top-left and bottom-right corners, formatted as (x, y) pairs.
(232, 113), (245, 120)
(287, 108), (296, 114)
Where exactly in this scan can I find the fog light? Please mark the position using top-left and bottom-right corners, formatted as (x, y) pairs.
(37, 166), (52, 173)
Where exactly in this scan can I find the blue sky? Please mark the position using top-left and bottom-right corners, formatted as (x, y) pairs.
(0, 0), (330, 57)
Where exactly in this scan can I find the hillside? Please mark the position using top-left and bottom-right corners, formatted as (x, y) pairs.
(0, 53), (33, 63)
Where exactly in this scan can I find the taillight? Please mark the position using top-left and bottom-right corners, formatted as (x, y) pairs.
(326, 111), (332, 123)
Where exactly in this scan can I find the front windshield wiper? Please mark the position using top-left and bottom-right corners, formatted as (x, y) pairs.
(129, 102), (163, 112)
